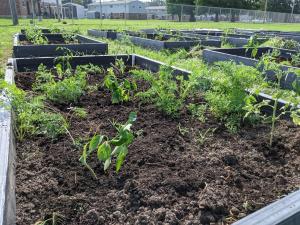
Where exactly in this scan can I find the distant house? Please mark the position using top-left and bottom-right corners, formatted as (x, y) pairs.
(62, 3), (85, 19)
(87, 0), (146, 20)
(0, 0), (60, 18)
(146, 6), (166, 19)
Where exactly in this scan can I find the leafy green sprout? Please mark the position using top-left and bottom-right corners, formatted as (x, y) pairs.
(79, 112), (137, 179)
(104, 67), (137, 104)
(34, 213), (64, 225)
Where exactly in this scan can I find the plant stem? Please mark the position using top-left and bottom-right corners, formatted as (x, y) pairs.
(270, 99), (278, 146)
(65, 127), (76, 146)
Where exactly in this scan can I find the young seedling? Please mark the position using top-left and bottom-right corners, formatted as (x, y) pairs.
(196, 128), (217, 146)
(104, 67), (137, 104)
(245, 34), (260, 58)
(79, 112), (137, 179)
(34, 213), (64, 225)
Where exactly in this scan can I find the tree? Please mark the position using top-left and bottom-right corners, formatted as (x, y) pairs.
(263, 0), (300, 13)
(195, 0), (260, 10)
(167, 0), (196, 21)
(194, 0), (260, 21)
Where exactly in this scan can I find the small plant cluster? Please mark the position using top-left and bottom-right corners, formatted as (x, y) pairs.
(204, 61), (263, 132)
(132, 65), (203, 117)
(244, 52), (300, 145)
(0, 80), (67, 141)
(103, 59), (137, 104)
(80, 112), (137, 178)
(262, 37), (300, 51)
(33, 63), (87, 105)
(25, 26), (48, 45)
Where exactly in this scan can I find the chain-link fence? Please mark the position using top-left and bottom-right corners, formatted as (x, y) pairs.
(2, 0), (300, 24)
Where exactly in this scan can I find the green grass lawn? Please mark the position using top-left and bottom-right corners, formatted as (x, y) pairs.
(1, 18), (300, 69)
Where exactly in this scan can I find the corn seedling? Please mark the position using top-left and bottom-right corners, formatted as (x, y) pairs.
(79, 112), (137, 179)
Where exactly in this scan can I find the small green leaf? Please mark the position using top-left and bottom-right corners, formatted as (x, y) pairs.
(89, 135), (103, 152)
(104, 158), (111, 171)
(128, 112), (137, 124)
(291, 112), (300, 125)
(79, 143), (88, 165)
(112, 146), (122, 156)
(97, 141), (111, 162)
(116, 146), (128, 172)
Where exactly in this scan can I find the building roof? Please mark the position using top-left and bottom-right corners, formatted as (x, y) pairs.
(145, 6), (166, 10)
(89, 0), (142, 6)
(63, 2), (84, 7)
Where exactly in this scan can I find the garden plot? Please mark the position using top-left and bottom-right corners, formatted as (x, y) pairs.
(203, 47), (300, 90)
(1, 53), (300, 225)
(116, 32), (221, 50)
(88, 29), (118, 40)
(13, 33), (108, 57)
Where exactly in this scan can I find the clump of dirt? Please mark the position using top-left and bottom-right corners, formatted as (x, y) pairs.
(15, 69), (300, 225)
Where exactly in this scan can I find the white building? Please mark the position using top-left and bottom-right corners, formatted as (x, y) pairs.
(62, 3), (85, 19)
(146, 6), (166, 19)
(88, 0), (146, 19)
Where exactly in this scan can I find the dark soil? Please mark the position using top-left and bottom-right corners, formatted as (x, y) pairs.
(15, 68), (300, 225)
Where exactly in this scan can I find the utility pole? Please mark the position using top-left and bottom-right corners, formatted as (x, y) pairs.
(264, 0), (268, 23)
(8, 0), (19, 25)
(99, 0), (103, 25)
(56, 0), (61, 21)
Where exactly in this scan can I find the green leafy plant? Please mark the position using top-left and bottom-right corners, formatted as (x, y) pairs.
(244, 54), (300, 146)
(54, 47), (74, 78)
(104, 67), (137, 104)
(245, 34), (260, 58)
(133, 66), (202, 117)
(205, 61), (263, 132)
(32, 64), (54, 92)
(187, 103), (207, 122)
(79, 112), (137, 179)
(44, 68), (87, 105)
(196, 127), (217, 146)
(69, 107), (87, 119)
(25, 26), (48, 45)
(62, 33), (77, 44)
(0, 81), (67, 140)
(34, 213), (64, 225)
(261, 37), (300, 51)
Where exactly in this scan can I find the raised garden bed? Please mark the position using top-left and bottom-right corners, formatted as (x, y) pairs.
(203, 47), (300, 90)
(13, 33), (108, 57)
(1, 54), (300, 224)
(116, 33), (221, 50)
(87, 29), (118, 40)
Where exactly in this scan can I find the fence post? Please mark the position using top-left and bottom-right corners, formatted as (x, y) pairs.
(180, 4), (183, 22)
